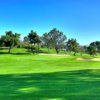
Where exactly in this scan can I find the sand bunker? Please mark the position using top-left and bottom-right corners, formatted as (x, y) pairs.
(39, 53), (70, 56)
(77, 58), (100, 61)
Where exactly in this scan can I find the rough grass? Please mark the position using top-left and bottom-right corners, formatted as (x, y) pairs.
(0, 48), (100, 100)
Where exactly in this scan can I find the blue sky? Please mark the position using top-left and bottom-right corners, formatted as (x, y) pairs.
(0, 0), (100, 45)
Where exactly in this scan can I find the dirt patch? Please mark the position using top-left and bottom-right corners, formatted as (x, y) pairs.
(77, 58), (100, 61)
(39, 53), (70, 56)
(91, 58), (100, 61)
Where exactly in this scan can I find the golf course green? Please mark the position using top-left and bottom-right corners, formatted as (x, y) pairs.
(0, 50), (100, 100)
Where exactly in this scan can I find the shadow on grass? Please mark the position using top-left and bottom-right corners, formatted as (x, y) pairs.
(0, 52), (9, 54)
(0, 52), (31, 55)
(0, 69), (100, 100)
(0, 51), (41, 55)
(11, 53), (32, 55)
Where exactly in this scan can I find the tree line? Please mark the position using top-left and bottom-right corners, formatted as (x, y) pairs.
(0, 28), (100, 56)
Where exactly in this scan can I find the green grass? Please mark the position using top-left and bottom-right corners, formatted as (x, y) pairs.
(40, 48), (72, 54)
(0, 48), (100, 100)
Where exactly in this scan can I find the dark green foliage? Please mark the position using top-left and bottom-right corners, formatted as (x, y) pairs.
(87, 45), (97, 56)
(41, 28), (67, 54)
(24, 30), (41, 53)
(48, 28), (67, 54)
(0, 31), (20, 53)
(28, 30), (41, 45)
(90, 41), (100, 53)
(0, 29), (100, 56)
(67, 38), (80, 56)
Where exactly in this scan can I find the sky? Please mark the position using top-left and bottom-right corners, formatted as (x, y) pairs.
(0, 0), (100, 45)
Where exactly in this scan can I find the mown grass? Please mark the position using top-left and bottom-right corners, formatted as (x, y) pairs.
(0, 48), (100, 100)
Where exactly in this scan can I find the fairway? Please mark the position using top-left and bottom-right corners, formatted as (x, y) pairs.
(0, 54), (100, 100)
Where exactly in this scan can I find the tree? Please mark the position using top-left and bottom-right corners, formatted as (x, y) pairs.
(67, 38), (79, 56)
(0, 31), (20, 53)
(87, 45), (97, 56)
(90, 41), (100, 53)
(28, 30), (41, 45)
(24, 30), (41, 53)
(41, 32), (51, 53)
(45, 28), (67, 54)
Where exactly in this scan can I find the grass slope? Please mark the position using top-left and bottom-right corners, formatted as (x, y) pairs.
(0, 51), (100, 99)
